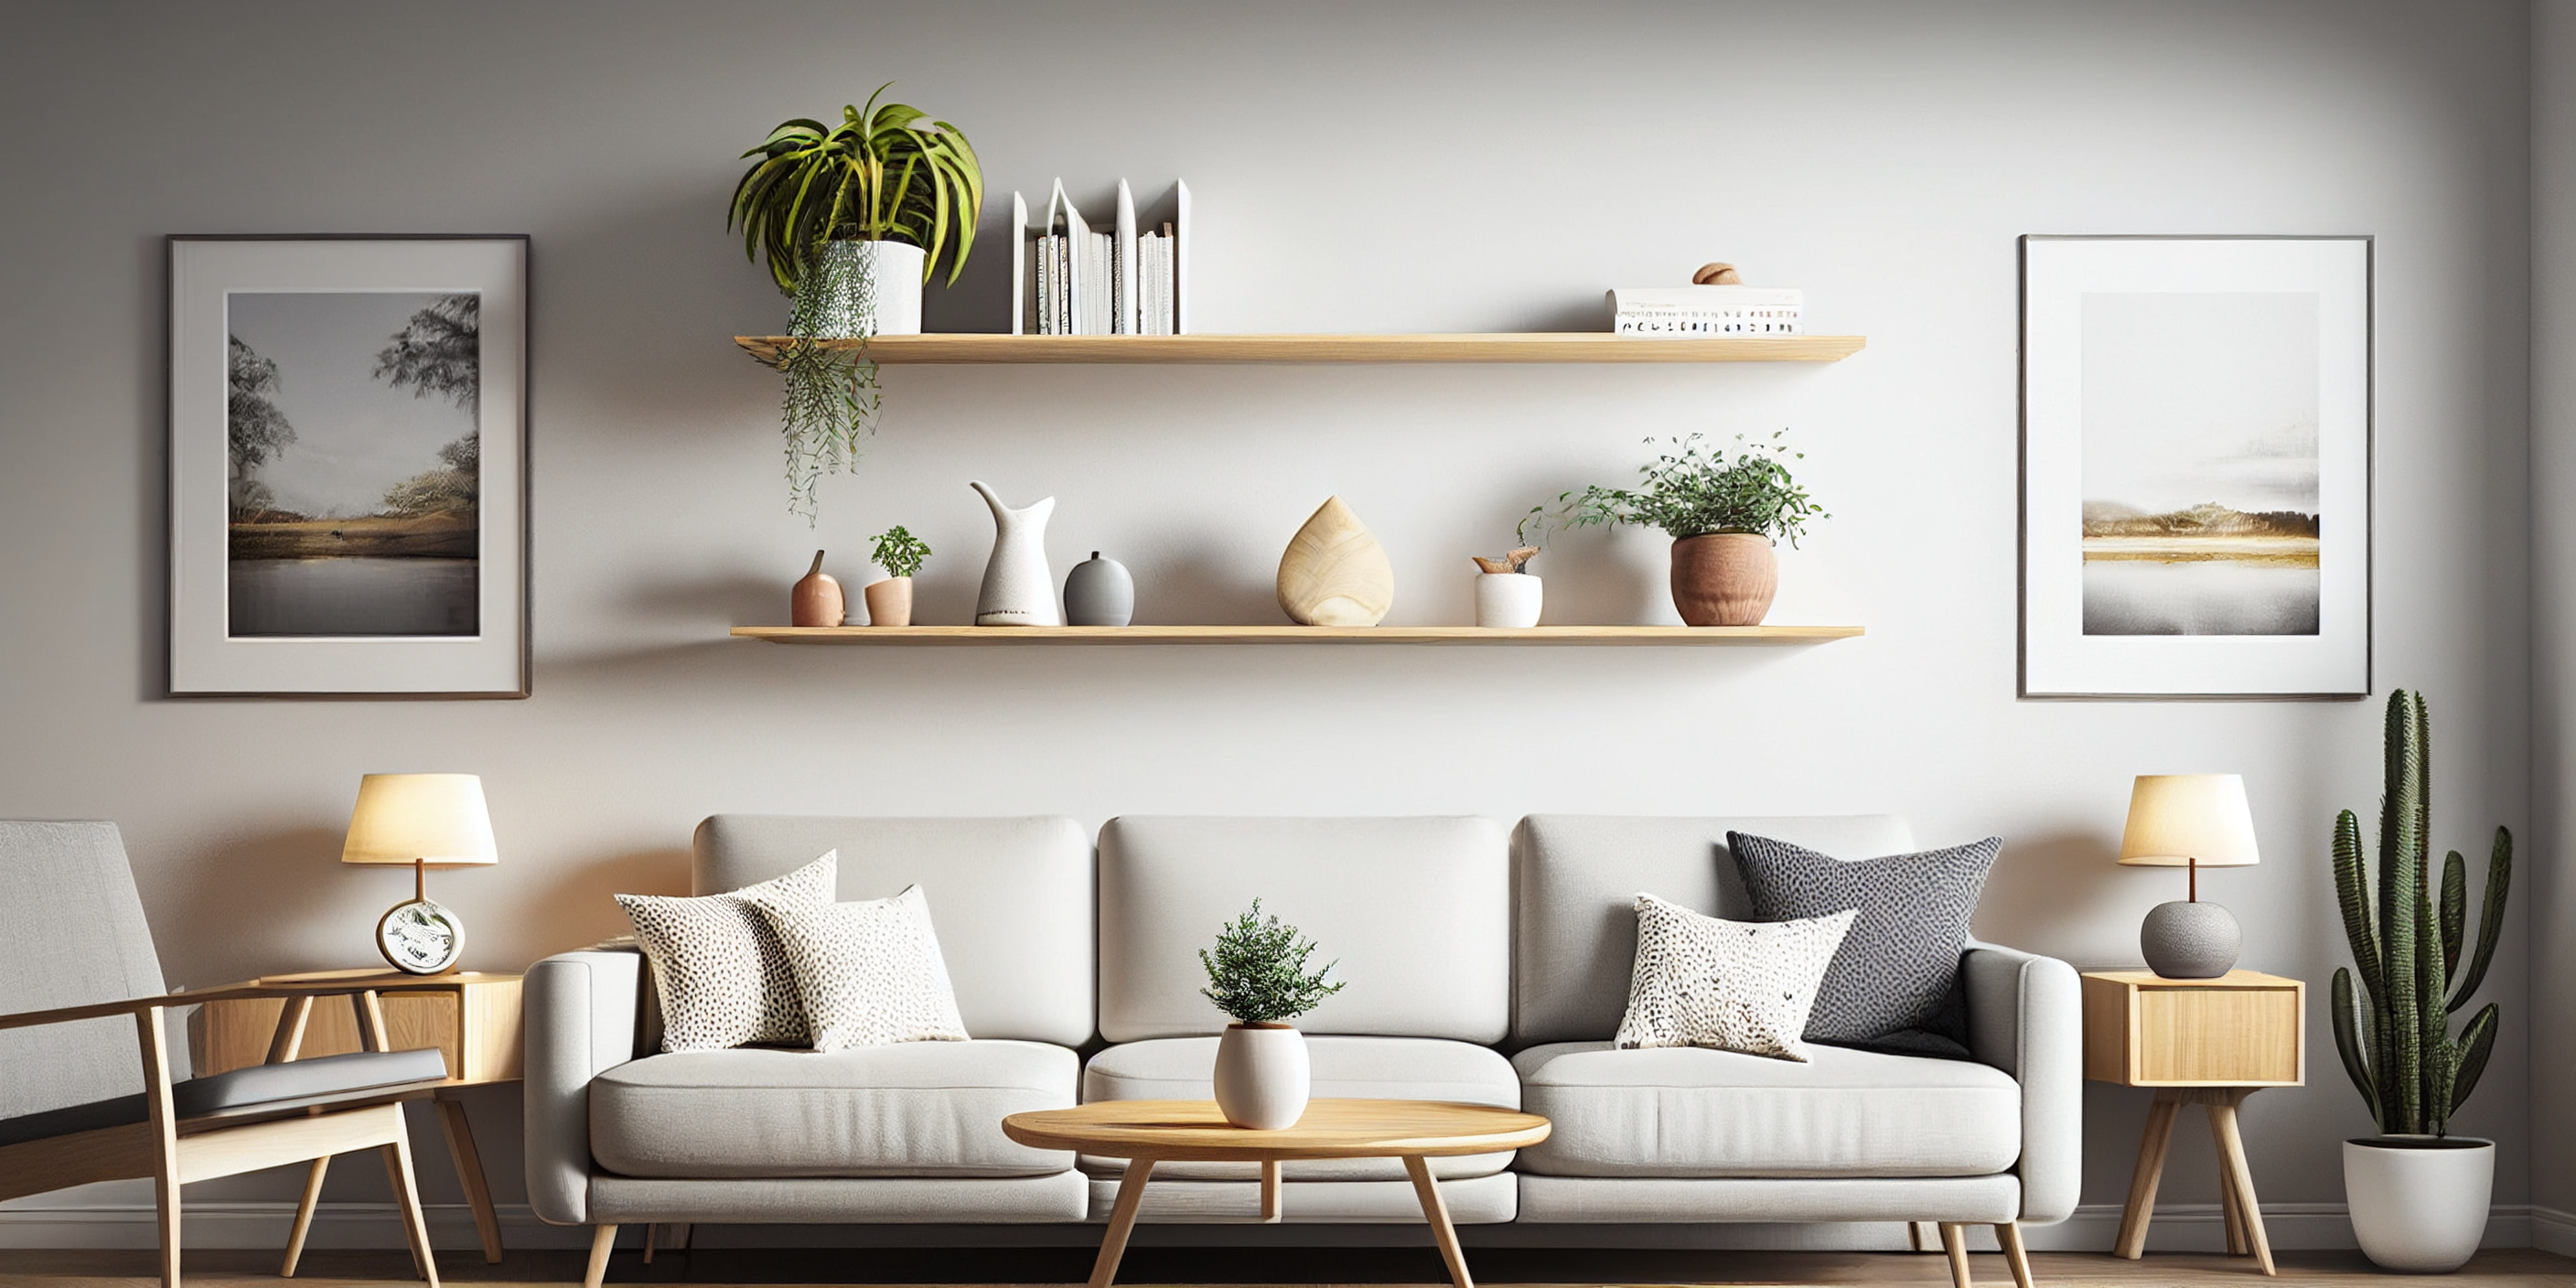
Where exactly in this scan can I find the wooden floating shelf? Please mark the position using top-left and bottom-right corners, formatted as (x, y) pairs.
(731, 625), (1862, 647)
(733, 333), (1866, 365)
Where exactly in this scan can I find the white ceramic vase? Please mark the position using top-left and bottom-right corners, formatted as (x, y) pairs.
(971, 481), (1060, 626)
(1212, 1023), (1309, 1130)
(2345, 1136), (2495, 1272)
(1474, 573), (1542, 628)
(790, 240), (924, 338)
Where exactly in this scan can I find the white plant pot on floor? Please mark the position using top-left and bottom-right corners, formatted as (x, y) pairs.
(2345, 1135), (2495, 1272)
(1213, 1023), (1309, 1130)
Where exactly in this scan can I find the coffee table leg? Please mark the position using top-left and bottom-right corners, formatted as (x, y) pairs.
(1261, 1160), (1283, 1223)
(1089, 1157), (1155, 1288)
(1403, 1155), (1473, 1288)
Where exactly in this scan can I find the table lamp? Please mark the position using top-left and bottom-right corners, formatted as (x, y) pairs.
(2120, 773), (2259, 979)
(342, 773), (497, 974)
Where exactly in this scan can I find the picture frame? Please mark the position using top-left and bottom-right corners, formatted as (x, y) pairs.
(2020, 234), (2371, 700)
(168, 235), (529, 698)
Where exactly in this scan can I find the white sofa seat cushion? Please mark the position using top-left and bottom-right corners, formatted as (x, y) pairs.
(589, 1040), (1077, 1179)
(1512, 1041), (2021, 1179)
(1082, 1036), (1519, 1180)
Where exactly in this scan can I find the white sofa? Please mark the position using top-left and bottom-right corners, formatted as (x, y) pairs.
(526, 813), (2078, 1272)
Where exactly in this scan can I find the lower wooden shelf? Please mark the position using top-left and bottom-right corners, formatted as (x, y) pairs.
(731, 625), (1862, 647)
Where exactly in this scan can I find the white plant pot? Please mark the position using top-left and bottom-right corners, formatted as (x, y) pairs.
(793, 240), (926, 338)
(2344, 1136), (2494, 1272)
(1474, 573), (1543, 628)
(1212, 1023), (1309, 1130)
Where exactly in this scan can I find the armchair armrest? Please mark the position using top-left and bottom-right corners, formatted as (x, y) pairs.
(523, 948), (644, 1227)
(1963, 942), (2082, 1225)
(0, 987), (280, 1032)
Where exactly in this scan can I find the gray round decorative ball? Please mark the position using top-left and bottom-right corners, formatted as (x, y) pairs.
(2141, 900), (2241, 979)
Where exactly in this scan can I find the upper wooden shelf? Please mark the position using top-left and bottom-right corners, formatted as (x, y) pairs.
(733, 333), (1866, 365)
(731, 625), (1862, 647)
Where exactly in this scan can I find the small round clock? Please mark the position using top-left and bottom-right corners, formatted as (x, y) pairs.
(377, 896), (465, 974)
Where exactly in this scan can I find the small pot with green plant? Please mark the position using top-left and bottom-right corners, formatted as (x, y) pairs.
(1531, 431), (1825, 627)
(728, 84), (983, 522)
(1200, 899), (1345, 1130)
(864, 525), (931, 627)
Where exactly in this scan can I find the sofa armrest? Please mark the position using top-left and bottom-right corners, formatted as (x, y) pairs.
(1963, 942), (2082, 1225)
(523, 949), (643, 1226)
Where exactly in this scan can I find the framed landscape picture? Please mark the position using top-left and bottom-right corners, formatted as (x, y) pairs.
(169, 236), (528, 697)
(2020, 235), (2370, 699)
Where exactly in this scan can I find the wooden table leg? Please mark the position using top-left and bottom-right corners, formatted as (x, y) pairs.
(2217, 1145), (2249, 1256)
(1089, 1158), (1154, 1288)
(1404, 1155), (1474, 1288)
(2114, 1090), (2182, 1259)
(280, 1155), (330, 1276)
(2210, 1089), (2276, 1276)
(355, 991), (390, 1053)
(267, 996), (315, 1065)
(1260, 1159), (1283, 1223)
(434, 1096), (505, 1263)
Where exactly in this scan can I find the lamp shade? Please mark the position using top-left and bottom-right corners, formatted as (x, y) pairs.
(341, 773), (498, 867)
(2118, 774), (2259, 867)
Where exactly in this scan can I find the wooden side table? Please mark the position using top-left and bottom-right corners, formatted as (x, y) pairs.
(2082, 969), (2303, 1276)
(195, 969), (522, 1267)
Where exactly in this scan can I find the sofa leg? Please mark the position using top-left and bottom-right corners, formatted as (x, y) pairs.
(1909, 1221), (1923, 1252)
(583, 1224), (617, 1288)
(1938, 1222), (1971, 1288)
(1995, 1221), (2034, 1288)
(641, 1224), (656, 1266)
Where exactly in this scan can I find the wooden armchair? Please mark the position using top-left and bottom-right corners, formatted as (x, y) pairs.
(0, 821), (451, 1288)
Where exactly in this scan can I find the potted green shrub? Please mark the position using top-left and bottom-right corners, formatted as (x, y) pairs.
(728, 85), (983, 521)
(2331, 689), (2512, 1272)
(1200, 899), (1345, 1130)
(864, 525), (931, 628)
(1532, 431), (1825, 626)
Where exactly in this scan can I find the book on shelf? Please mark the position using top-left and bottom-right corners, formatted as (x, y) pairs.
(1607, 284), (1803, 336)
(1012, 178), (1189, 335)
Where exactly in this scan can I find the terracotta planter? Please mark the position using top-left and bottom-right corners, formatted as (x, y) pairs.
(1669, 532), (1777, 627)
(864, 576), (915, 628)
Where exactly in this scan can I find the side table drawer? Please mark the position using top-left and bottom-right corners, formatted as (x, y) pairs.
(2083, 970), (2303, 1087)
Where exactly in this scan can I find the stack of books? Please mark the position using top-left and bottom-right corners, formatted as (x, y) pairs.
(1017, 178), (1190, 336)
(1608, 286), (1803, 337)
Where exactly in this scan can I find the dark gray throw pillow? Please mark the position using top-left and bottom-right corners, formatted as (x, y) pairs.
(1728, 831), (2002, 1058)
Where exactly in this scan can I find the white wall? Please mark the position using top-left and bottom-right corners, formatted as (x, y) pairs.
(0, 0), (2538, 1250)
(2528, 0), (2576, 1257)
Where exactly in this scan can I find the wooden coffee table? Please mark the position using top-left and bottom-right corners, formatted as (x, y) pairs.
(1003, 1099), (1550, 1288)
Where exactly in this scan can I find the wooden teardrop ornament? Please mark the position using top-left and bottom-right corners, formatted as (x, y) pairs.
(1276, 496), (1394, 627)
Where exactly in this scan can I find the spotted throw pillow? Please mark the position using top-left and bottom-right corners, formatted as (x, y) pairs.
(748, 884), (969, 1052)
(1614, 893), (1855, 1062)
(615, 853), (833, 1052)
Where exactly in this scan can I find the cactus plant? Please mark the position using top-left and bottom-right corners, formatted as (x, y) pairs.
(2330, 689), (2511, 1137)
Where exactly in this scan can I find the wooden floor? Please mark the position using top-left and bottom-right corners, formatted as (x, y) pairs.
(3, 1247), (2572, 1288)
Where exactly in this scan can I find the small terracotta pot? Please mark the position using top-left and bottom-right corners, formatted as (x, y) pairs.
(791, 552), (844, 627)
(864, 576), (915, 628)
(1669, 533), (1777, 627)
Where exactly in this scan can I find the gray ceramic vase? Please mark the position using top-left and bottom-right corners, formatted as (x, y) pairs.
(1064, 552), (1134, 627)
(2141, 899), (2242, 978)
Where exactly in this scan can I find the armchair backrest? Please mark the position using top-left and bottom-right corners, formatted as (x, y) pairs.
(0, 821), (183, 1120)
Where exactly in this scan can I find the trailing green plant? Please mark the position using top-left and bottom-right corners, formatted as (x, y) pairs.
(1198, 899), (1346, 1025)
(729, 84), (984, 294)
(2330, 689), (2512, 1137)
(1529, 431), (1828, 546)
(871, 524), (931, 579)
(773, 338), (878, 524)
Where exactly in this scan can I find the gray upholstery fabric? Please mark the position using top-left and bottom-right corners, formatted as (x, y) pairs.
(1964, 943), (2084, 1224)
(1515, 1174), (2021, 1224)
(591, 1173), (1089, 1223)
(1731, 832), (2001, 1056)
(524, 948), (646, 1226)
(1087, 1172), (1518, 1224)
(1510, 1042), (2019, 1178)
(590, 1040), (1077, 1179)
(692, 816), (1091, 1046)
(0, 1046), (447, 1148)
(1509, 815), (1914, 1046)
(0, 821), (186, 1121)
(1098, 817), (1508, 1043)
(1082, 1036), (1518, 1180)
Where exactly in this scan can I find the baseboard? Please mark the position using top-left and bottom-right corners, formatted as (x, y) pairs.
(2020, 1201), (2533, 1252)
(2534, 1206), (2576, 1257)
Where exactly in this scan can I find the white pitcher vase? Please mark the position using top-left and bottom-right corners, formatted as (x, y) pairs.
(971, 481), (1060, 626)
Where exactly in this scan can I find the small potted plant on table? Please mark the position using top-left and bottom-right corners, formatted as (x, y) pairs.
(864, 525), (931, 627)
(1534, 431), (1825, 626)
(1200, 900), (1344, 1130)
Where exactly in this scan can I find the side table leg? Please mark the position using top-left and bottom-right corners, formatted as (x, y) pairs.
(354, 991), (391, 1052)
(1089, 1158), (1154, 1288)
(434, 1096), (505, 1263)
(2114, 1090), (2182, 1259)
(2210, 1090), (2276, 1276)
(2216, 1146), (2249, 1256)
(1404, 1155), (1474, 1288)
(267, 996), (316, 1065)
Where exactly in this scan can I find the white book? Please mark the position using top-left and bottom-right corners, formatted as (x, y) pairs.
(1609, 285), (1803, 311)
(1114, 179), (1138, 335)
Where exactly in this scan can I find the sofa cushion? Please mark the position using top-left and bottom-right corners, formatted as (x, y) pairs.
(751, 884), (969, 1051)
(589, 1039), (1077, 1179)
(1098, 816), (1508, 1043)
(1511, 1041), (2020, 1178)
(1510, 815), (1915, 1046)
(1082, 1036), (1518, 1180)
(617, 853), (832, 1051)
(1615, 896), (1852, 1061)
(1732, 832), (2002, 1057)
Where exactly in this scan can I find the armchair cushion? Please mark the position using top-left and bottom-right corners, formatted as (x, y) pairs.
(0, 1046), (447, 1148)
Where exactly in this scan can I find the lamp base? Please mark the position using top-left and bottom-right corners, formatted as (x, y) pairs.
(376, 897), (465, 974)
(2141, 899), (2241, 979)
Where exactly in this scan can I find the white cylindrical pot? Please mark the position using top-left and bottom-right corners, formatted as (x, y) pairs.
(1474, 573), (1543, 628)
(1213, 1023), (1309, 1130)
(793, 240), (926, 338)
(2345, 1136), (2495, 1272)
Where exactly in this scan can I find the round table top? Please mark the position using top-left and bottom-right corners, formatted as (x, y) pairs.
(1001, 1099), (1551, 1162)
